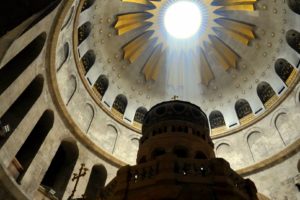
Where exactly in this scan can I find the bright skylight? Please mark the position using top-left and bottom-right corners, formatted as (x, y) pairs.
(164, 1), (202, 39)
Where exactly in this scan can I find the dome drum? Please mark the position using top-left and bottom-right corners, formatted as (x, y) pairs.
(137, 133), (215, 164)
(142, 101), (209, 132)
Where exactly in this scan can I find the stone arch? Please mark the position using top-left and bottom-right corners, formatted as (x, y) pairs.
(78, 21), (91, 45)
(13, 110), (54, 183)
(81, 50), (95, 75)
(94, 74), (109, 99)
(286, 30), (300, 54)
(0, 75), (44, 149)
(216, 142), (242, 169)
(84, 164), (107, 200)
(112, 94), (128, 116)
(275, 58), (295, 84)
(102, 124), (118, 154)
(246, 131), (269, 162)
(65, 75), (77, 106)
(209, 110), (225, 129)
(81, 0), (96, 12)
(86, 103), (95, 133)
(257, 81), (276, 106)
(56, 42), (69, 72)
(40, 139), (79, 199)
(134, 107), (148, 124)
(274, 112), (297, 146)
(0, 0), (61, 37)
(0, 32), (46, 95)
(235, 99), (253, 120)
(61, 6), (74, 31)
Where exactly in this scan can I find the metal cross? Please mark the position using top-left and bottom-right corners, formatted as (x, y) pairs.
(68, 163), (89, 200)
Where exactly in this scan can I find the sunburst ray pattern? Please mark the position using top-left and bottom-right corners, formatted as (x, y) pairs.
(115, 0), (257, 86)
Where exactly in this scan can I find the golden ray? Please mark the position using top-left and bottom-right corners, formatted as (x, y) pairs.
(209, 35), (239, 70)
(115, 13), (152, 35)
(213, 27), (251, 45)
(213, 18), (255, 45)
(199, 48), (215, 86)
(216, 5), (255, 12)
(123, 31), (154, 63)
(123, 0), (151, 5)
(215, 18), (255, 39)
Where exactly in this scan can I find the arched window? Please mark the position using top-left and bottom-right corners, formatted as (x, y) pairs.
(41, 140), (79, 199)
(134, 107), (148, 124)
(173, 146), (188, 158)
(195, 151), (207, 159)
(112, 94), (128, 116)
(0, 75), (44, 148)
(287, 0), (300, 15)
(81, 50), (95, 75)
(209, 110), (225, 129)
(275, 59), (295, 84)
(235, 99), (252, 120)
(0, 0), (61, 37)
(94, 75), (109, 98)
(0, 32), (46, 95)
(84, 165), (107, 200)
(81, 0), (95, 12)
(257, 82), (276, 106)
(151, 148), (166, 159)
(78, 22), (91, 45)
(12, 110), (54, 183)
(286, 29), (300, 54)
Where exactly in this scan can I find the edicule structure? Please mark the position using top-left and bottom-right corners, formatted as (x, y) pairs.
(101, 101), (258, 200)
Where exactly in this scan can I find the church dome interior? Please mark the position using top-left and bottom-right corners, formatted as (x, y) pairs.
(0, 0), (299, 199)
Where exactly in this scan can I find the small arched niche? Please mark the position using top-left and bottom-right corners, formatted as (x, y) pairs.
(78, 22), (92, 45)
(275, 58), (296, 86)
(40, 140), (79, 199)
(257, 81), (277, 109)
(286, 30), (300, 54)
(112, 94), (128, 118)
(56, 42), (69, 71)
(235, 99), (253, 125)
(93, 74), (109, 100)
(84, 165), (107, 200)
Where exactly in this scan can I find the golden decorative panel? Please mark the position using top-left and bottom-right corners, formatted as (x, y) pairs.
(286, 68), (298, 87)
(239, 113), (255, 126)
(264, 95), (279, 109)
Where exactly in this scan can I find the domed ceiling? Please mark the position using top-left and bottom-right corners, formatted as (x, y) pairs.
(53, 0), (300, 142)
